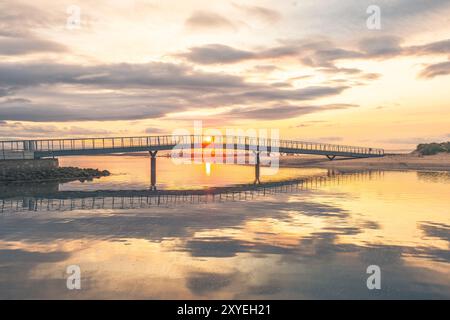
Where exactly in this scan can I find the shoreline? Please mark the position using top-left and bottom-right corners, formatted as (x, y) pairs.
(279, 153), (450, 172)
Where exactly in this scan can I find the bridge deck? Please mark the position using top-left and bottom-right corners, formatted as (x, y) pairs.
(0, 135), (384, 160)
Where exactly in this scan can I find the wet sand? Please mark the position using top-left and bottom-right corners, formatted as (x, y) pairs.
(280, 153), (450, 171)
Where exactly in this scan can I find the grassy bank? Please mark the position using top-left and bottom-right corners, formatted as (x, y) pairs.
(415, 142), (450, 155)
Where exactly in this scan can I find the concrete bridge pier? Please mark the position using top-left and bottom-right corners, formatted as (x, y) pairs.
(149, 151), (157, 190)
(254, 151), (260, 184)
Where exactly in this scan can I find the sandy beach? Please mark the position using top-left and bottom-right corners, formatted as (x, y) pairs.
(279, 153), (450, 171)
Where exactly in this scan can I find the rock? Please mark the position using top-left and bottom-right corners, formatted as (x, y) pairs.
(0, 167), (111, 183)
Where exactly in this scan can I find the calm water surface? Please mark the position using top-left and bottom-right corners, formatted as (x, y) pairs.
(0, 155), (449, 299)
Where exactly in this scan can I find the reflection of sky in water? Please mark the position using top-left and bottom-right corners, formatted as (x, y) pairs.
(58, 156), (327, 190)
(0, 156), (449, 299)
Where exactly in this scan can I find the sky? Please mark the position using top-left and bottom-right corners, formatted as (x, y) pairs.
(0, 0), (449, 151)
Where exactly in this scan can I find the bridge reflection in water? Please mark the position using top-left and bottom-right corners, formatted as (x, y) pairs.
(0, 170), (383, 214)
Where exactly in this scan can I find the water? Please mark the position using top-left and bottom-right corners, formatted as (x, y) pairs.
(0, 155), (449, 299)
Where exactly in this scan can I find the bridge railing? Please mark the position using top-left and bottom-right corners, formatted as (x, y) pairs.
(0, 135), (384, 157)
(152, 135), (384, 156)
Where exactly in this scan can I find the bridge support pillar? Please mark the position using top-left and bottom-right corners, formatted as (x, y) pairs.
(326, 155), (336, 161)
(149, 151), (157, 190)
(254, 152), (260, 184)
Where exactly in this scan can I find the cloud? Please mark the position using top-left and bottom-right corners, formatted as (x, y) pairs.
(0, 60), (351, 122)
(0, 61), (245, 90)
(178, 41), (310, 65)
(232, 3), (281, 23)
(179, 44), (255, 64)
(185, 37), (450, 66)
(0, 86), (351, 122)
(185, 11), (235, 30)
(408, 39), (450, 55)
(383, 0), (450, 19)
(144, 127), (167, 134)
(358, 36), (403, 58)
(290, 0), (450, 39)
(0, 122), (117, 138)
(0, 1), (57, 37)
(419, 60), (450, 79)
(220, 103), (358, 120)
(0, 99), (170, 122)
(0, 2), (65, 56)
(302, 48), (363, 68)
(0, 87), (14, 97)
(179, 39), (355, 66)
(179, 37), (450, 82)
(0, 36), (65, 55)
(192, 86), (349, 108)
(236, 86), (348, 102)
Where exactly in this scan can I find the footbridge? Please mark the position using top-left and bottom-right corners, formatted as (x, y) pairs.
(0, 135), (384, 160)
